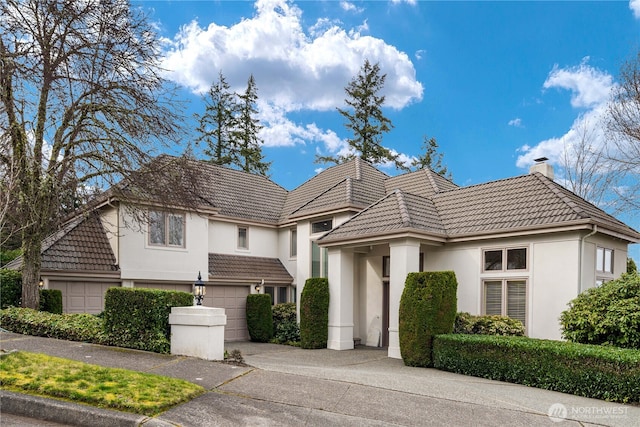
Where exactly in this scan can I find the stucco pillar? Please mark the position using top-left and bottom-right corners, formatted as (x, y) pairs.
(327, 247), (354, 350)
(169, 306), (227, 360)
(388, 239), (421, 359)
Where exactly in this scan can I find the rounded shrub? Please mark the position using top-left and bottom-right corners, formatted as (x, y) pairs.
(246, 294), (273, 342)
(272, 302), (299, 343)
(454, 312), (525, 336)
(299, 278), (329, 349)
(399, 271), (457, 367)
(560, 273), (640, 349)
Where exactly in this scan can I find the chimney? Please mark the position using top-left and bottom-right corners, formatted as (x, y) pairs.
(529, 157), (554, 179)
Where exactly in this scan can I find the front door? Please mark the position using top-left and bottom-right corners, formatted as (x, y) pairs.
(382, 280), (389, 347)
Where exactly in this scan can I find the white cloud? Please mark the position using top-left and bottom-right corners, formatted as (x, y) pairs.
(543, 58), (614, 108)
(391, 0), (417, 5)
(508, 118), (523, 127)
(516, 60), (615, 170)
(415, 49), (426, 60)
(162, 0), (423, 112)
(340, 1), (363, 13)
(631, 0), (640, 18)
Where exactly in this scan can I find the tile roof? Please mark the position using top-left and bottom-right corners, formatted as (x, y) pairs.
(385, 169), (458, 197)
(208, 253), (293, 283)
(282, 157), (388, 220)
(321, 172), (640, 243)
(5, 214), (119, 272)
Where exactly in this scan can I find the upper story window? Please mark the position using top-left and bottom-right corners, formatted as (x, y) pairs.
(311, 241), (328, 278)
(312, 219), (333, 234)
(483, 247), (527, 272)
(596, 247), (613, 273)
(290, 228), (297, 257)
(149, 210), (185, 247)
(237, 226), (249, 250)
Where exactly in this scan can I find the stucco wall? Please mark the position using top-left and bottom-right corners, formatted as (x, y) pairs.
(208, 221), (278, 258)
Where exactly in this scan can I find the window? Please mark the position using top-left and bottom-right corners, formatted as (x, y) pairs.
(483, 247), (527, 272)
(290, 228), (297, 257)
(484, 279), (527, 326)
(265, 286), (290, 305)
(312, 219), (333, 234)
(237, 226), (248, 249)
(311, 241), (328, 278)
(382, 256), (390, 278)
(596, 247), (613, 273)
(149, 211), (185, 247)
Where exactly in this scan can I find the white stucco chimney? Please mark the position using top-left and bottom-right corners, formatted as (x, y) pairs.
(529, 157), (554, 179)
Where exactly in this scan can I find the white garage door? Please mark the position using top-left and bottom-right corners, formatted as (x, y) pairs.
(136, 283), (249, 342)
(49, 281), (119, 314)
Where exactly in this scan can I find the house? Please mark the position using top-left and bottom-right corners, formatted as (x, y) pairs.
(10, 157), (639, 358)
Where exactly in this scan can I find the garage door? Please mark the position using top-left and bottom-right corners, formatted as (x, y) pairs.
(49, 281), (120, 314)
(136, 283), (249, 342)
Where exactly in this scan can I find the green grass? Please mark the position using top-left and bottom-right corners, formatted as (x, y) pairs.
(0, 351), (204, 415)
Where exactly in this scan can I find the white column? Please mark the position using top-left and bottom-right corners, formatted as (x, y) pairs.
(388, 239), (421, 359)
(169, 306), (227, 360)
(327, 247), (354, 350)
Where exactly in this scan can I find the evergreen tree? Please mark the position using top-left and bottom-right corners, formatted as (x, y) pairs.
(232, 75), (271, 176)
(318, 59), (404, 169)
(412, 136), (452, 179)
(196, 71), (237, 166)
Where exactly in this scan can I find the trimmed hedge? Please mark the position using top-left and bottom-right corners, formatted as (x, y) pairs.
(433, 334), (640, 403)
(0, 269), (22, 309)
(560, 273), (640, 349)
(246, 294), (273, 342)
(272, 302), (299, 344)
(39, 289), (63, 314)
(399, 271), (457, 367)
(454, 312), (525, 336)
(0, 307), (107, 343)
(300, 278), (329, 349)
(103, 287), (193, 353)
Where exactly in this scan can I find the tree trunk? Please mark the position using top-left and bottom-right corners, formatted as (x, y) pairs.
(21, 227), (42, 310)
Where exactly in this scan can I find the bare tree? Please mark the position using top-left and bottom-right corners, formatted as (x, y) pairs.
(0, 0), (193, 308)
(607, 52), (640, 214)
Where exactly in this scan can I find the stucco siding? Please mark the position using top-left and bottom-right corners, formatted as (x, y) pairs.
(208, 221), (278, 257)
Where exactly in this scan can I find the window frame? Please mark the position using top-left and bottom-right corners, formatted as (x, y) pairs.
(482, 246), (528, 273)
(148, 210), (186, 248)
(237, 226), (249, 250)
(311, 240), (328, 278)
(290, 228), (297, 258)
(482, 278), (528, 329)
(311, 219), (333, 234)
(264, 285), (291, 305)
(596, 247), (613, 274)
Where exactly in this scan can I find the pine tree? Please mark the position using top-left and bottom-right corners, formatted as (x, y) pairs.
(412, 136), (451, 179)
(318, 59), (404, 169)
(196, 71), (237, 166)
(232, 75), (271, 176)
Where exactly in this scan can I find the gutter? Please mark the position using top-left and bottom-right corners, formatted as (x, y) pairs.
(578, 224), (598, 295)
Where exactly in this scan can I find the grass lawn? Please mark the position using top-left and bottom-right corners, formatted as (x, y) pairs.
(0, 351), (204, 415)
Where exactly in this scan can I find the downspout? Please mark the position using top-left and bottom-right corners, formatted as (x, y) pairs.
(578, 224), (597, 294)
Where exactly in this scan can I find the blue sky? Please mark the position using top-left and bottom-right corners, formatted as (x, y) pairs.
(140, 0), (640, 259)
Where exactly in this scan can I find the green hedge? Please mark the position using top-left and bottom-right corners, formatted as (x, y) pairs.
(299, 278), (329, 349)
(272, 302), (299, 344)
(246, 294), (273, 342)
(0, 307), (107, 343)
(0, 269), (22, 309)
(103, 287), (193, 353)
(433, 334), (640, 403)
(39, 289), (63, 314)
(454, 312), (525, 336)
(399, 271), (457, 367)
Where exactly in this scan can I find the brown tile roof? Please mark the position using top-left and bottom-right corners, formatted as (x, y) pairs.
(321, 172), (640, 243)
(6, 214), (119, 272)
(208, 253), (293, 283)
(319, 190), (446, 242)
(385, 169), (458, 197)
(282, 157), (388, 220)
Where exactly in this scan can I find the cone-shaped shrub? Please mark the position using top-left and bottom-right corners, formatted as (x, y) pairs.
(300, 277), (329, 349)
(246, 294), (273, 342)
(399, 271), (457, 367)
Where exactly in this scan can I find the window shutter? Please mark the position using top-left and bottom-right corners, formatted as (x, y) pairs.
(484, 281), (502, 315)
(507, 280), (527, 326)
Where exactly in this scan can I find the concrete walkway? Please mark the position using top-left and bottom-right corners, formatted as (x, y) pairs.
(1, 331), (638, 426)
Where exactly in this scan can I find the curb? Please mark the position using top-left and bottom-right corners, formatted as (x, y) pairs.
(0, 390), (176, 427)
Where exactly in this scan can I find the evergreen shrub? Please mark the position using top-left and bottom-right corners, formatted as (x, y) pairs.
(103, 287), (193, 353)
(272, 302), (299, 343)
(399, 271), (457, 367)
(0, 269), (21, 309)
(299, 278), (329, 349)
(39, 289), (63, 314)
(246, 294), (273, 342)
(433, 334), (640, 403)
(454, 312), (525, 336)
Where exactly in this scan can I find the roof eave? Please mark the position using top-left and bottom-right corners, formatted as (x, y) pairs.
(318, 229), (447, 248)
